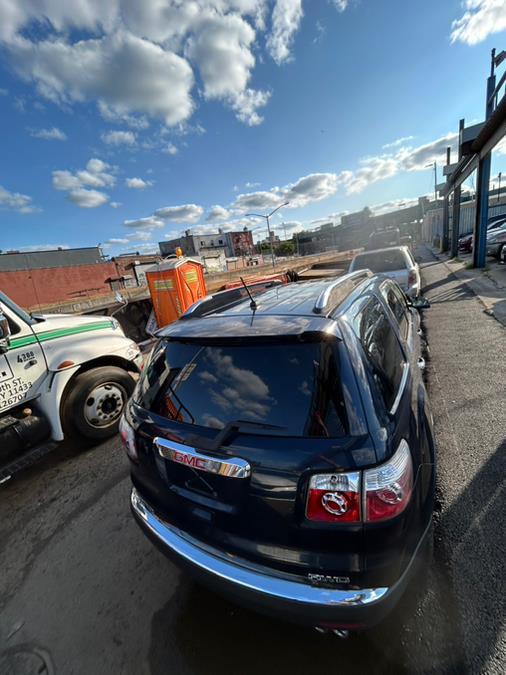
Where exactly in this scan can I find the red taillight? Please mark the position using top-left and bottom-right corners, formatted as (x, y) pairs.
(306, 472), (361, 523)
(119, 414), (138, 462)
(305, 441), (413, 524)
(408, 269), (416, 286)
(364, 440), (413, 522)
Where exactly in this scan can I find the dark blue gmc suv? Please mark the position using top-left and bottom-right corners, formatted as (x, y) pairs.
(121, 271), (435, 632)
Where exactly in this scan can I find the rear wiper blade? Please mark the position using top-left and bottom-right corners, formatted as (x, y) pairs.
(187, 419), (287, 452)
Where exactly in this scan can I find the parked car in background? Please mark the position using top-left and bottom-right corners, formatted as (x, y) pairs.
(486, 223), (506, 259)
(366, 228), (401, 250)
(124, 272), (434, 634)
(458, 232), (474, 253)
(458, 217), (506, 254)
(349, 246), (421, 297)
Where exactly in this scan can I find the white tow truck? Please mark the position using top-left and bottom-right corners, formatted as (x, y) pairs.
(0, 290), (143, 482)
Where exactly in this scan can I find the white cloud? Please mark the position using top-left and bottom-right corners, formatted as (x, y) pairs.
(245, 181), (260, 188)
(382, 135), (414, 149)
(370, 197), (420, 216)
(0, 1), (353, 127)
(185, 11), (270, 125)
(163, 142), (178, 155)
(231, 172), (339, 213)
(8, 31), (194, 127)
(284, 172), (339, 207)
(154, 204), (204, 223)
(102, 129), (136, 145)
(110, 201), (122, 208)
(331, 0), (348, 11)
(6, 243), (69, 252)
(0, 184), (38, 213)
(125, 177), (153, 189)
(338, 133), (459, 194)
(104, 237), (129, 245)
(52, 170), (82, 191)
(98, 101), (149, 129)
(267, 0), (303, 64)
(206, 205), (231, 222)
(0, 87), (7, 95)
(68, 188), (109, 208)
(30, 126), (67, 141)
(495, 136), (506, 155)
(450, 0), (506, 45)
(123, 216), (165, 229)
(53, 157), (115, 207)
(127, 230), (152, 242)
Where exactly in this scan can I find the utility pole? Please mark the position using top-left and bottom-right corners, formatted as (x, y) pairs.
(450, 119), (465, 258)
(246, 202), (289, 269)
(441, 148), (451, 253)
(473, 48), (496, 268)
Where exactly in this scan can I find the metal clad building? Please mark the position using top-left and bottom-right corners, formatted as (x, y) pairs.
(0, 247), (103, 271)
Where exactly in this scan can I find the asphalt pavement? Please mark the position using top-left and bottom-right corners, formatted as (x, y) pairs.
(0, 249), (504, 675)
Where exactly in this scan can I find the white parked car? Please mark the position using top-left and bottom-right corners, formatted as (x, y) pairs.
(349, 246), (421, 298)
(0, 291), (143, 482)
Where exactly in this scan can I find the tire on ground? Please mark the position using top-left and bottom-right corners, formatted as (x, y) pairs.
(62, 366), (135, 442)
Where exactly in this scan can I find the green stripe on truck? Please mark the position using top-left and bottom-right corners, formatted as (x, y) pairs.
(9, 321), (114, 349)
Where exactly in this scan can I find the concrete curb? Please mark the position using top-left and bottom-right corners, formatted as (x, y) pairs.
(426, 246), (506, 327)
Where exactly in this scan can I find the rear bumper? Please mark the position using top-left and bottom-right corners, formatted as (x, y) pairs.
(131, 487), (428, 629)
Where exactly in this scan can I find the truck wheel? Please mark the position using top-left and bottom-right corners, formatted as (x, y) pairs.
(63, 366), (135, 442)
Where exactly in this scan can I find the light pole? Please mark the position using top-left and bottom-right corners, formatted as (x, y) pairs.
(246, 202), (289, 269)
(426, 162), (437, 203)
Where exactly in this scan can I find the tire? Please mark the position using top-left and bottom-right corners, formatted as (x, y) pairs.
(62, 366), (135, 442)
(498, 243), (506, 261)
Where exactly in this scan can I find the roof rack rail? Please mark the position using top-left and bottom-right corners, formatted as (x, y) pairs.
(181, 279), (283, 320)
(313, 270), (373, 316)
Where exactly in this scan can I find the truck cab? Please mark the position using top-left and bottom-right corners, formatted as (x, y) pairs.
(0, 291), (143, 482)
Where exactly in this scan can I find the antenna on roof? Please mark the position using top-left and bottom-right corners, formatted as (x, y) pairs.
(239, 276), (257, 311)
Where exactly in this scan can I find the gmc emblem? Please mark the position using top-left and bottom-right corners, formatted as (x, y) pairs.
(173, 451), (208, 471)
(153, 437), (251, 479)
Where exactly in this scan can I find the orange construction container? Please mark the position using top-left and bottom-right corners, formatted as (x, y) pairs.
(146, 258), (206, 328)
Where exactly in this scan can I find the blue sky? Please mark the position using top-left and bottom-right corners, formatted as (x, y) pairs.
(1, 0), (506, 254)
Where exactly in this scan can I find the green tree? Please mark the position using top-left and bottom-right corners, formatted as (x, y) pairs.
(275, 241), (295, 256)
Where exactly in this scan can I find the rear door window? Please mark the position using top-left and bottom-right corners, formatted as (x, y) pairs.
(381, 282), (409, 340)
(136, 340), (350, 438)
(351, 298), (406, 411)
(352, 249), (407, 273)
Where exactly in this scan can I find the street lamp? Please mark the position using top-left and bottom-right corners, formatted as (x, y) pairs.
(246, 202), (289, 268)
(425, 162), (437, 203)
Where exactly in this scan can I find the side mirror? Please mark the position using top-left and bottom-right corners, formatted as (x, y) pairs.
(0, 311), (11, 354)
(409, 297), (430, 310)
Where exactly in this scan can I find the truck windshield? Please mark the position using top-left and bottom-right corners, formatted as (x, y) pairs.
(0, 291), (35, 325)
(136, 340), (350, 438)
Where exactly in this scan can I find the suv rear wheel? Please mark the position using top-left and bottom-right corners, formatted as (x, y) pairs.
(63, 366), (135, 441)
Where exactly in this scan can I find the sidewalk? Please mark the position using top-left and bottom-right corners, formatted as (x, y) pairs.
(428, 246), (506, 326)
(420, 247), (505, 674)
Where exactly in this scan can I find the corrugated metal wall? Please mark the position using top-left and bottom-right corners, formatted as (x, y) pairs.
(0, 247), (103, 271)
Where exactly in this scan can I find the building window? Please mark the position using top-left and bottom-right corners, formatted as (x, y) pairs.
(219, 239), (223, 245)
(200, 241), (204, 246)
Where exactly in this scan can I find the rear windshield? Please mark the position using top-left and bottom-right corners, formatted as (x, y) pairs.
(352, 249), (407, 273)
(369, 231), (400, 247)
(136, 340), (349, 437)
